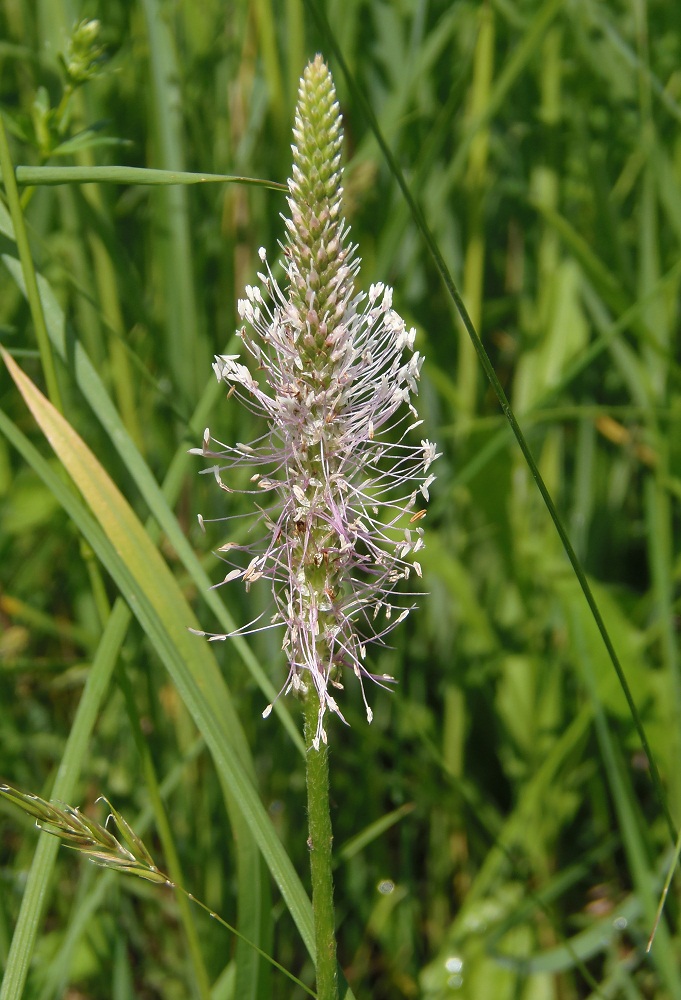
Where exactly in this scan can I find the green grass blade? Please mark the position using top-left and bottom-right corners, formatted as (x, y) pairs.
(0, 115), (62, 411)
(139, 0), (203, 404)
(14, 165), (285, 190)
(444, 0), (565, 183)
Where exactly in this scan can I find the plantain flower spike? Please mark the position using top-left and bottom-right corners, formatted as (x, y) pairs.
(193, 56), (439, 749)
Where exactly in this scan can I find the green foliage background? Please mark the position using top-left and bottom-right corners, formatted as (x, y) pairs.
(1, 1), (681, 998)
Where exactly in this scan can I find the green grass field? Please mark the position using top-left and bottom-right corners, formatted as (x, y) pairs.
(1, 1), (681, 998)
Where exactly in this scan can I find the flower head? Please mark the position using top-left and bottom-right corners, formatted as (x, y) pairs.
(194, 56), (439, 748)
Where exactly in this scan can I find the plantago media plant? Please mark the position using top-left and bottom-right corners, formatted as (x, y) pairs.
(194, 56), (438, 750)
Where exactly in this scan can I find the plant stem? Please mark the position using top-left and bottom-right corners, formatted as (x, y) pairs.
(304, 692), (339, 1000)
(0, 115), (63, 413)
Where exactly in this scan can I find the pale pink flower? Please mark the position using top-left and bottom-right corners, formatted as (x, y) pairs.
(193, 56), (439, 748)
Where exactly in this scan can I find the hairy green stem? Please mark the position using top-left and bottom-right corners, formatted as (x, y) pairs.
(304, 692), (339, 1000)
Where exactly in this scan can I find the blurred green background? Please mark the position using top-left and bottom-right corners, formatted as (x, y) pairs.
(1, 0), (681, 998)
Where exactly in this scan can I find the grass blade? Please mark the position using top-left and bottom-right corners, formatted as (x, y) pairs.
(14, 164), (286, 189)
